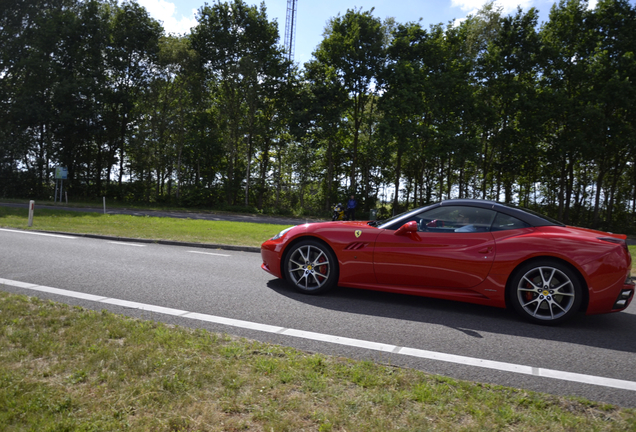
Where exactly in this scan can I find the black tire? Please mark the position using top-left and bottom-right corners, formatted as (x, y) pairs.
(509, 260), (583, 325)
(284, 239), (338, 294)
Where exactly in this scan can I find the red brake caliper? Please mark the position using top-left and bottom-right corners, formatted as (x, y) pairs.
(316, 256), (327, 281)
(524, 282), (534, 302)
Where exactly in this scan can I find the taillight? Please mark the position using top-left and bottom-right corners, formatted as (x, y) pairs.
(598, 237), (629, 252)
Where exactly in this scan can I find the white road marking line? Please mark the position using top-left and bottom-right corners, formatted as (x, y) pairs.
(1, 277), (635, 392)
(188, 251), (231, 257)
(0, 228), (77, 239)
(107, 241), (146, 247)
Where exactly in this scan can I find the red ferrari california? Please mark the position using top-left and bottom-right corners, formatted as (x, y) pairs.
(261, 199), (634, 325)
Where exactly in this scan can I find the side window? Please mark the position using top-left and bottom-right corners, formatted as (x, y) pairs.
(414, 206), (496, 233)
(491, 213), (531, 231)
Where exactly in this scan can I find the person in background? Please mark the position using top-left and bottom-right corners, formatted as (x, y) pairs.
(345, 195), (357, 221)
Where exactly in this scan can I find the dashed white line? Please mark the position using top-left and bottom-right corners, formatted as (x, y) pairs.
(107, 241), (146, 247)
(188, 251), (231, 257)
(0, 228), (77, 239)
(1, 277), (635, 392)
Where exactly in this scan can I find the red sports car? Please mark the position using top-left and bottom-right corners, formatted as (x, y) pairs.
(261, 199), (635, 325)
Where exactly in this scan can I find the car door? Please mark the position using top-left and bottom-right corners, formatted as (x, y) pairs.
(373, 206), (497, 289)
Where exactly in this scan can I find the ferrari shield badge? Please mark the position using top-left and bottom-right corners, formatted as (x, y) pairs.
(355, 230), (362, 238)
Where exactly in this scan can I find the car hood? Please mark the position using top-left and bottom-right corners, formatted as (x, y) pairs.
(281, 220), (378, 239)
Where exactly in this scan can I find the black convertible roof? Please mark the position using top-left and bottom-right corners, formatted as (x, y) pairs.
(438, 199), (563, 227)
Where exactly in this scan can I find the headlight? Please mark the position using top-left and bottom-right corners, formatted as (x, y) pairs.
(271, 226), (294, 240)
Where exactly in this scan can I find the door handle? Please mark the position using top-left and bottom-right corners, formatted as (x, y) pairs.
(478, 246), (493, 254)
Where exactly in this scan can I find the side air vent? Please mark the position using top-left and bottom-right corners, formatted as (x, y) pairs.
(344, 242), (368, 251)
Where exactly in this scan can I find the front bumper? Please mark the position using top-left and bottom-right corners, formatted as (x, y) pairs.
(260, 239), (284, 279)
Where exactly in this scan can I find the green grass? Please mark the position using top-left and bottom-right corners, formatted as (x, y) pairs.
(0, 206), (288, 248)
(1, 292), (634, 431)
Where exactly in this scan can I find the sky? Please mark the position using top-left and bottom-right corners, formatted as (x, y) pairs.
(134, 0), (603, 65)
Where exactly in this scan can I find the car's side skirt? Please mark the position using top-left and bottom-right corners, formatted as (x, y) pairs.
(338, 277), (508, 309)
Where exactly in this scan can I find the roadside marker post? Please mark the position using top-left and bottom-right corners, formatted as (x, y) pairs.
(103, 197), (106, 214)
(28, 201), (34, 227)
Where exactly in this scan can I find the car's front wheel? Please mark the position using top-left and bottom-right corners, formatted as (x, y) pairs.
(509, 260), (583, 325)
(284, 240), (338, 294)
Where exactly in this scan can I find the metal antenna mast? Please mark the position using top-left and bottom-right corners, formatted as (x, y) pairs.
(284, 0), (297, 62)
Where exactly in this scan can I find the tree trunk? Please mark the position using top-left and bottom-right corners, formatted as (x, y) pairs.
(447, 156), (452, 200)
(481, 134), (489, 200)
(558, 157), (565, 220)
(563, 158), (574, 224)
(592, 169), (605, 228)
(245, 133), (252, 207)
(392, 146), (403, 213)
(325, 140), (334, 211)
(257, 139), (270, 210)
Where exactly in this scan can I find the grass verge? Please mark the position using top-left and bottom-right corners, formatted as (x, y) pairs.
(1, 291), (635, 431)
(0, 206), (286, 248)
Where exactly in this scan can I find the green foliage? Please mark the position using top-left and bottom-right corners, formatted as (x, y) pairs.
(191, 0), (290, 208)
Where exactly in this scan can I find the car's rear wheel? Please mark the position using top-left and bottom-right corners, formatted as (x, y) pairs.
(509, 260), (582, 325)
(285, 240), (337, 294)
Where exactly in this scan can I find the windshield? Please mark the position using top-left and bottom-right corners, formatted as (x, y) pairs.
(376, 205), (436, 229)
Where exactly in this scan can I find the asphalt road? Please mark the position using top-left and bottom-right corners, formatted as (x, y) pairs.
(1, 228), (636, 407)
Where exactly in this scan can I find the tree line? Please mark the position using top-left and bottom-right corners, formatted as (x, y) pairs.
(1, 0), (635, 232)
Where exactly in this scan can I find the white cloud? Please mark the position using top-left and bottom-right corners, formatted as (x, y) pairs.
(136, 0), (198, 35)
(451, 0), (534, 16)
(452, 17), (467, 27)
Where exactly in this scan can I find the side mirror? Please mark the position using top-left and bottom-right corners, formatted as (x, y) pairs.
(394, 220), (419, 236)
(426, 219), (444, 228)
